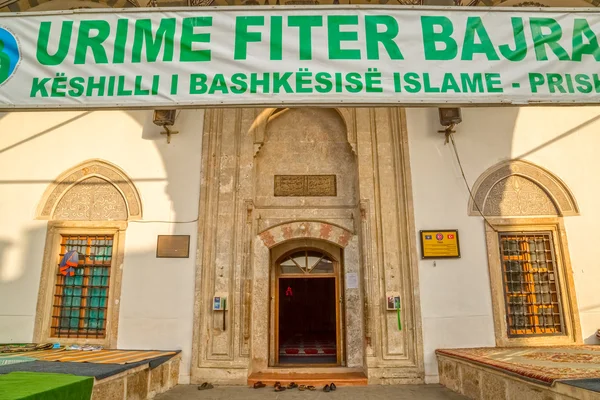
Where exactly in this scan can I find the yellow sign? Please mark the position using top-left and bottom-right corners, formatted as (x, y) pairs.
(420, 230), (460, 259)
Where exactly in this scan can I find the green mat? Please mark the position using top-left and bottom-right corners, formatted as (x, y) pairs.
(0, 372), (93, 400)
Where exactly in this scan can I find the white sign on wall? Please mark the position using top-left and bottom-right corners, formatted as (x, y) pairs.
(1, 6), (600, 109)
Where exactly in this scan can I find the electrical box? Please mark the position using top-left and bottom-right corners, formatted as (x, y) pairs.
(213, 296), (227, 311)
(386, 294), (401, 310)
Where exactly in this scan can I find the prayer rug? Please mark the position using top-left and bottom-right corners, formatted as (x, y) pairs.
(0, 357), (35, 366)
(279, 336), (336, 357)
(436, 346), (600, 385)
(0, 349), (176, 365)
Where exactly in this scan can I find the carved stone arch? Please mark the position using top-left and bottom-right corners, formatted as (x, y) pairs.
(469, 160), (579, 217)
(258, 220), (353, 249)
(37, 159), (142, 221)
(249, 108), (357, 157)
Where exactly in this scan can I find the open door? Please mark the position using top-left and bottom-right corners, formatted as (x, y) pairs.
(273, 248), (342, 366)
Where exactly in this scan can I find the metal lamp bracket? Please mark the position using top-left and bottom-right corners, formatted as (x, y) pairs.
(438, 124), (456, 144)
(160, 125), (179, 144)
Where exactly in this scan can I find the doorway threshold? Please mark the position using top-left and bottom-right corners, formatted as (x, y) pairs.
(247, 368), (367, 387)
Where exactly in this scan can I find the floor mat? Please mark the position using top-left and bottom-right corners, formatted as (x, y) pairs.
(560, 378), (600, 393)
(0, 357), (35, 366)
(0, 354), (176, 380)
(0, 372), (93, 400)
(0, 349), (176, 364)
(436, 346), (600, 385)
(279, 336), (336, 357)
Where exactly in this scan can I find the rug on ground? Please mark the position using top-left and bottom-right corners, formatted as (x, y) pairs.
(436, 346), (600, 384)
(0, 349), (177, 364)
(279, 336), (336, 357)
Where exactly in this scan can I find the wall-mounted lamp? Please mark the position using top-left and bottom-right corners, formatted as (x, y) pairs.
(438, 107), (462, 144)
(438, 107), (462, 127)
(152, 109), (179, 144)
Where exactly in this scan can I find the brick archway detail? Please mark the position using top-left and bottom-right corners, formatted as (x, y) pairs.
(258, 221), (353, 249)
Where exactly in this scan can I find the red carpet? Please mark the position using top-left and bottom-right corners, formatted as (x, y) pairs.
(279, 336), (336, 357)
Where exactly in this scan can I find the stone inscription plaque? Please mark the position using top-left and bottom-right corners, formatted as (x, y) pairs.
(274, 175), (337, 197)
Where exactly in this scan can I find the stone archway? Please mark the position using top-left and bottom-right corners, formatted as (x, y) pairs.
(250, 221), (364, 372)
(37, 159), (142, 221)
(258, 221), (354, 249)
(191, 107), (423, 385)
(250, 108), (358, 156)
(468, 159), (579, 217)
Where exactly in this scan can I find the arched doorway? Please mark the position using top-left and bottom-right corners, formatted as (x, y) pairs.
(270, 239), (344, 367)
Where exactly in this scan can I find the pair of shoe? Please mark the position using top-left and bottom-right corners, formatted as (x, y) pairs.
(273, 381), (298, 391)
(198, 382), (213, 390)
(323, 383), (337, 392)
(299, 385), (316, 391)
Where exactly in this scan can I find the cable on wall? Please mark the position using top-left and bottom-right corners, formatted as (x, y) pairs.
(447, 132), (499, 233)
(130, 217), (199, 224)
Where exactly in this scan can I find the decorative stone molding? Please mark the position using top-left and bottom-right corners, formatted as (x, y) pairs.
(189, 0), (213, 5)
(191, 107), (424, 384)
(249, 108), (357, 157)
(53, 177), (129, 221)
(258, 220), (353, 249)
(469, 160), (579, 217)
(37, 159), (142, 221)
(483, 175), (558, 216)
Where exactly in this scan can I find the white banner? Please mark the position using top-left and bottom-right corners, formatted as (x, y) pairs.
(0, 6), (600, 109)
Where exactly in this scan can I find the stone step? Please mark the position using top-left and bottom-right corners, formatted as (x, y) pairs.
(247, 371), (368, 387)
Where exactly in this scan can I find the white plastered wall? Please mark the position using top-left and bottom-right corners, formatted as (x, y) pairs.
(0, 109), (204, 382)
(406, 106), (600, 383)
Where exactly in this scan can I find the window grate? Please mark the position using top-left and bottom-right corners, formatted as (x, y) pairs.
(50, 235), (113, 339)
(499, 232), (564, 337)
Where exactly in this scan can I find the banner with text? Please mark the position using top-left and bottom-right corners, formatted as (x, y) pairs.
(1, 6), (600, 109)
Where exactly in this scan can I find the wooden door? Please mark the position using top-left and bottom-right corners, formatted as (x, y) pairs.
(272, 246), (342, 366)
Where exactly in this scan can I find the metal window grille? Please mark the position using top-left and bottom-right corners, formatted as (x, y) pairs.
(51, 235), (113, 339)
(498, 232), (564, 337)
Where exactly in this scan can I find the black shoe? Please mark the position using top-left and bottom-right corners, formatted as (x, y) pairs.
(330, 383), (337, 391)
(274, 384), (286, 392)
(323, 384), (331, 392)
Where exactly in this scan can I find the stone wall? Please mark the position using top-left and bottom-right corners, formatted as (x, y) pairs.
(437, 354), (597, 400)
(190, 107), (424, 384)
(92, 355), (181, 400)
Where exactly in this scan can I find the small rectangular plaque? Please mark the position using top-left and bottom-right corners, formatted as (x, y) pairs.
(274, 175), (336, 197)
(419, 230), (460, 259)
(345, 272), (358, 289)
(156, 235), (190, 258)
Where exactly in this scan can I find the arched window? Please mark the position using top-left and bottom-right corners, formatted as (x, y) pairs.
(279, 250), (335, 275)
(34, 160), (141, 348)
(471, 160), (581, 347)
